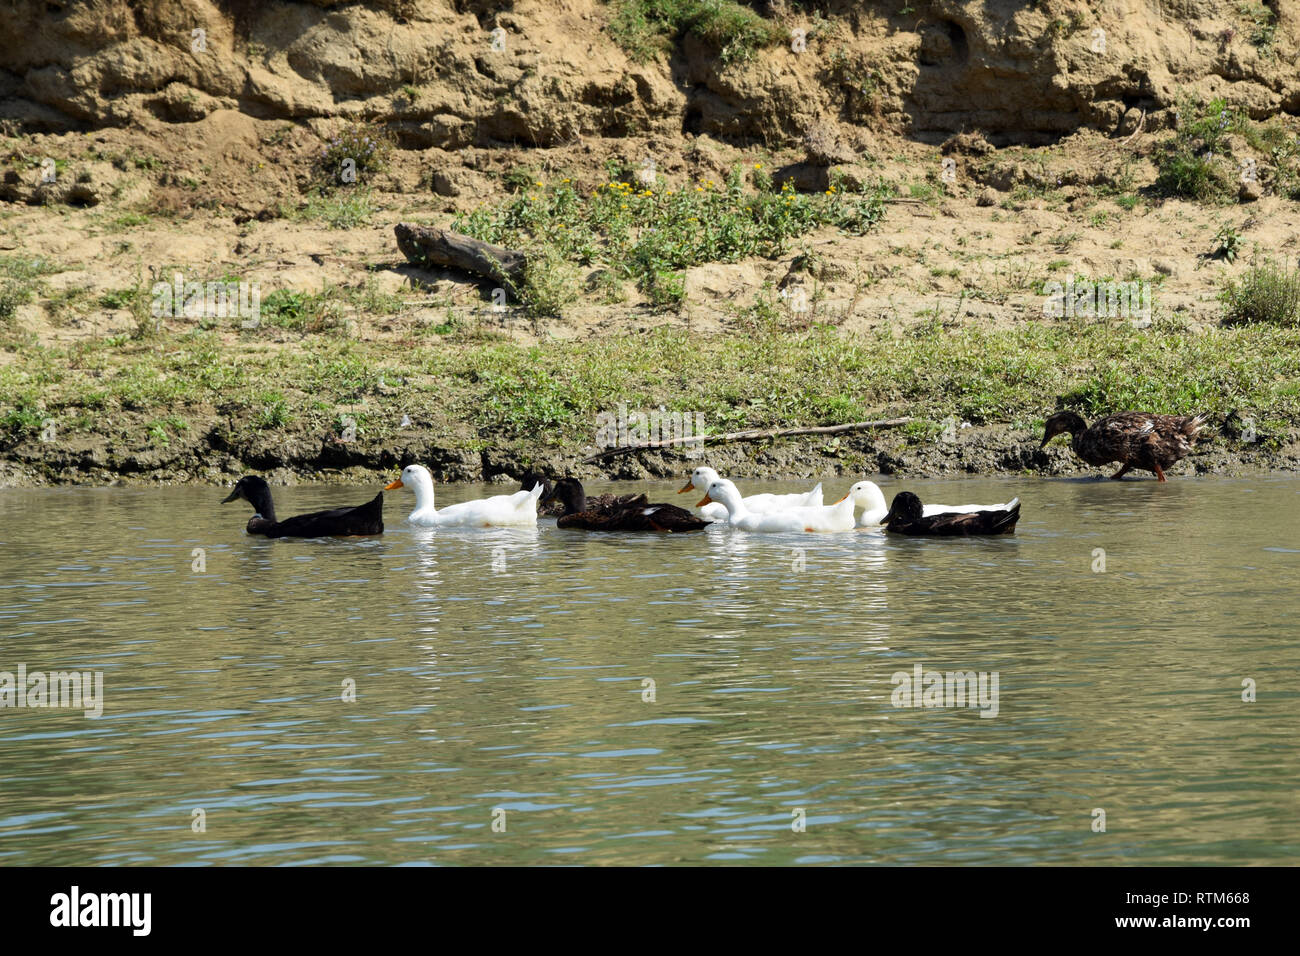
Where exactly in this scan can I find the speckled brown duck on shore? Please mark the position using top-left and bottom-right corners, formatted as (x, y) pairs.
(1040, 411), (1208, 482)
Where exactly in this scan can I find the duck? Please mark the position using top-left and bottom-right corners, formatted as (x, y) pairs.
(678, 466), (822, 522)
(881, 491), (1021, 536)
(838, 480), (1017, 527)
(521, 472), (644, 518)
(699, 479), (856, 532)
(542, 477), (710, 532)
(1040, 410), (1208, 482)
(221, 475), (383, 538)
(386, 464), (543, 527)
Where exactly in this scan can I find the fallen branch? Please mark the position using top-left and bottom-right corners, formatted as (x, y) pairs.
(582, 417), (913, 462)
(394, 223), (526, 286)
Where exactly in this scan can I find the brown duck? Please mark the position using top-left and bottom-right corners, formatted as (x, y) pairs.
(541, 478), (710, 533)
(1040, 410), (1208, 482)
(520, 472), (644, 518)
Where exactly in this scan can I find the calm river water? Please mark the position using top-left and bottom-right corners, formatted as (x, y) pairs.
(0, 476), (1296, 865)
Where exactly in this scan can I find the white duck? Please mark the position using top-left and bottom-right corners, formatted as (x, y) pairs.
(838, 480), (1017, 527)
(699, 479), (855, 533)
(385, 464), (543, 527)
(680, 466), (822, 522)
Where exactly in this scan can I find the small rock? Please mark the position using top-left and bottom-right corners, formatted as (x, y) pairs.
(976, 187), (998, 207)
(1152, 259), (1176, 277)
(1239, 180), (1262, 202)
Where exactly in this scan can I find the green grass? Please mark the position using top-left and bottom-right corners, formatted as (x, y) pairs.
(3, 321), (1298, 452)
(316, 120), (393, 186)
(0, 255), (61, 324)
(1153, 97), (1245, 202)
(290, 188), (375, 229)
(1219, 257), (1300, 326)
(453, 167), (883, 314)
(607, 0), (780, 64)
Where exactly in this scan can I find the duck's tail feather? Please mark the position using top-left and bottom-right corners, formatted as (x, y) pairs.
(992, 498), (1022, 533)
(519, 483), (544, 508)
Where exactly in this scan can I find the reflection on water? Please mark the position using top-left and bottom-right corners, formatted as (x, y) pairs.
(0, 476), (1296, 865)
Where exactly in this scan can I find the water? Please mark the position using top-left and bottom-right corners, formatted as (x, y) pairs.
(0, 475), (1296, 865)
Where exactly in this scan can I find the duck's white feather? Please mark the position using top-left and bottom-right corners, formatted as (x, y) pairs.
(396, 465), (542, 527)
(702, 479), (855, 533)
(687, 467), (824, 522)
(842, 479), (1016, 526)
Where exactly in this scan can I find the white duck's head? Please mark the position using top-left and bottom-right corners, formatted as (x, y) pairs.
(385, 464), (436, 510)
(837, 480), (889, 514)
(698, 478), (744, 515)
(680, 465), (721, 494)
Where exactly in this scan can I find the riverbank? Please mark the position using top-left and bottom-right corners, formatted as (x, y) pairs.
(3, 319), (1297, 487)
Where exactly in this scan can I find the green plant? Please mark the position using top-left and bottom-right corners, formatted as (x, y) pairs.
(255, 393), (293, 429)
(1219, 257), (1300, 326)
(454, 171), (888, 306)
(293, 188), (375, 229)
(316, 121), (394, 186)
(0, 280), (33, 324)
(1214, 224), (1244, 263)
(516, 246), (581, 317)
(1154, 98), (1242, 202)
(608, 0), (779, 65)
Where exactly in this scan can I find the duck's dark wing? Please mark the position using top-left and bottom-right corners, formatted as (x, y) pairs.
(556, 501), (709, 532)
(1142, 412), (1207, 466)
(1079, 412), (1154, 464)
(628, 501), (710, 532)
(265, 492), (384, 538)
(556, 509), (611, 531)
(585, 492), (649, 513)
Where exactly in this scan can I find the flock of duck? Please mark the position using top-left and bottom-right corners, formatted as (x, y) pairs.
(220, 410), (1209, 540)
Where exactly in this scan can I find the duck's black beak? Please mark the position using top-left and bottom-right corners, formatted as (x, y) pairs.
(221, 488), (241, 503)
(1039, 433), (1052, 448)
(882, 506), (897, 524)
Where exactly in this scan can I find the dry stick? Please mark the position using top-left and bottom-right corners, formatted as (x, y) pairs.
(582, 417), (913, 463)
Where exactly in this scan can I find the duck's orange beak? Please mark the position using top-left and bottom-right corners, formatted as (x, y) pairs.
(696, 493), (713, 507)
(384, 479), (404, 490)
(678, 480), (694, 493)
(834, 494), (848, 504)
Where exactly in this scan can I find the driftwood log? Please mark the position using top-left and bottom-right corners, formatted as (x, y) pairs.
(394, 223), (526, 286)
(582, 417), (914, 463)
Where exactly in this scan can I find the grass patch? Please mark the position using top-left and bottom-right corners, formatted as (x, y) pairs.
(1154, 97), (1244, 202)
(4, 321), (1298, 452)
(290, 188), (375, 229)
(0, 255), (61, 325)
(316, 120), (393, 187)
(607, 0), (780, 64)
(454, 167), (884, 315)
(1219, 257), (1300, 326)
